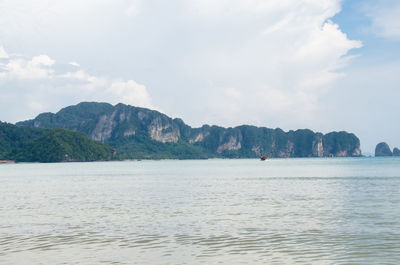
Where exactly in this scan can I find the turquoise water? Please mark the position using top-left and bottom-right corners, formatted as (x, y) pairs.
(1, 158), (400, 264)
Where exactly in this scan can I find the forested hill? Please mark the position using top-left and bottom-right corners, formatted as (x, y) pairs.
(17, 102), (362, 159)
(0, 122), (116, 162)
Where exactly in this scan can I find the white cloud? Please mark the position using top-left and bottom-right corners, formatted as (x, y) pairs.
(0, 51), (153, 122)
(173, 0), (361, 128)
(0, 0), (142, 44)
(0, 54), (55, 80)
(0, 0), (361, 129)
(295, 21), (362, 63)
(108, 80), (152, 108)
(58, 70), (107, 92)
(69, 61), (80, 67)
(0, 45), (8, 58)
(31, 55), (55, 66)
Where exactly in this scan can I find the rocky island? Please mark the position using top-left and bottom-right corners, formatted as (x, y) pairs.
(15, 102), (362, 160)
(393, 148), (400, 156)
(375, 142), (393, 157)
(375, 142), (400, 157)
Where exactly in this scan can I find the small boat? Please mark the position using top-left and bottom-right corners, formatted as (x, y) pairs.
(0, 160), (14, 164)
(260, 156), (267, 161)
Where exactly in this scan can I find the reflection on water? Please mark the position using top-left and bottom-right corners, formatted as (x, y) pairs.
(1, 158), (400, 264)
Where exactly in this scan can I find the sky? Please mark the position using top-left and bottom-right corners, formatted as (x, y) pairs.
(0, 0), (399, 153)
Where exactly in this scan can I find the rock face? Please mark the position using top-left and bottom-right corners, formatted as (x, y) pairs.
(312, 137), (324, 157)
(217, 136), (242, 153)
(17, 102), (362, 159)
(90, 111), (117, 142)
(148, 117), (180, 143)
(393, 148), (400, 156)
(375, 142), (393, 157)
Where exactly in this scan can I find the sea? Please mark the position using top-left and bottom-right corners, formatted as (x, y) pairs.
(1, 157), (400, 264)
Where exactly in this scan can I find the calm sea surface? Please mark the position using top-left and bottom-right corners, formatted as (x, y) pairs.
(1, 158), (400, 264)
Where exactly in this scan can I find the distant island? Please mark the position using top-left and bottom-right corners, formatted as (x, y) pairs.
(375, 142), (400, 157)
(1, 102), (361, 162)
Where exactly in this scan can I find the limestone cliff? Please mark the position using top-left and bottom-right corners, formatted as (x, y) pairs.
(90, 111), (117, 142)
(393, 148), (400, 157)
(217, 136), (242, 153)
(17, 102), (362, 159)
(148, 117), (180, 143)
(312, 137), (324, 157)
(375, 142), (393, 157)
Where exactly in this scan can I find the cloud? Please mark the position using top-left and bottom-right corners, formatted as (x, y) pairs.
(0, 45), (8, 59)
(108, 80), (152, 108)
(0, 0), (361, 129)
(69, 62), (80, 67)
(0, 47), (153, 122)
(0, 54), (55, 80)
(172, 0), (362, 128)
(31, 55), (55, 66)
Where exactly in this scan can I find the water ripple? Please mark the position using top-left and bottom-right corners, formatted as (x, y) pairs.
(1, 159), (400, 264)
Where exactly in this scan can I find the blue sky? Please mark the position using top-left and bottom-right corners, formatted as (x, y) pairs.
(329, 0), (400, 153)
(0, 0), (399, 153)
(334, 0), (400, 62)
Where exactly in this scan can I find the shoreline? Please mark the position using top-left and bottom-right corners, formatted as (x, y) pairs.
(1, 156), (393, 165)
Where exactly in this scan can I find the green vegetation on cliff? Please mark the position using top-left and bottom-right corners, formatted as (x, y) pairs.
(0, 122), (116, 162)
(323, 132), (361, 157)
(17, 102), (362, 159)
(375, 142), (393, 157)
(111, 135), (209, 159)
(0, 122), (47, 159)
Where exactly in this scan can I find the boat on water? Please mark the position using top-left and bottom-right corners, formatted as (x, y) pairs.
(260, 156), (268, 161)
(0, 160), (14, 164)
